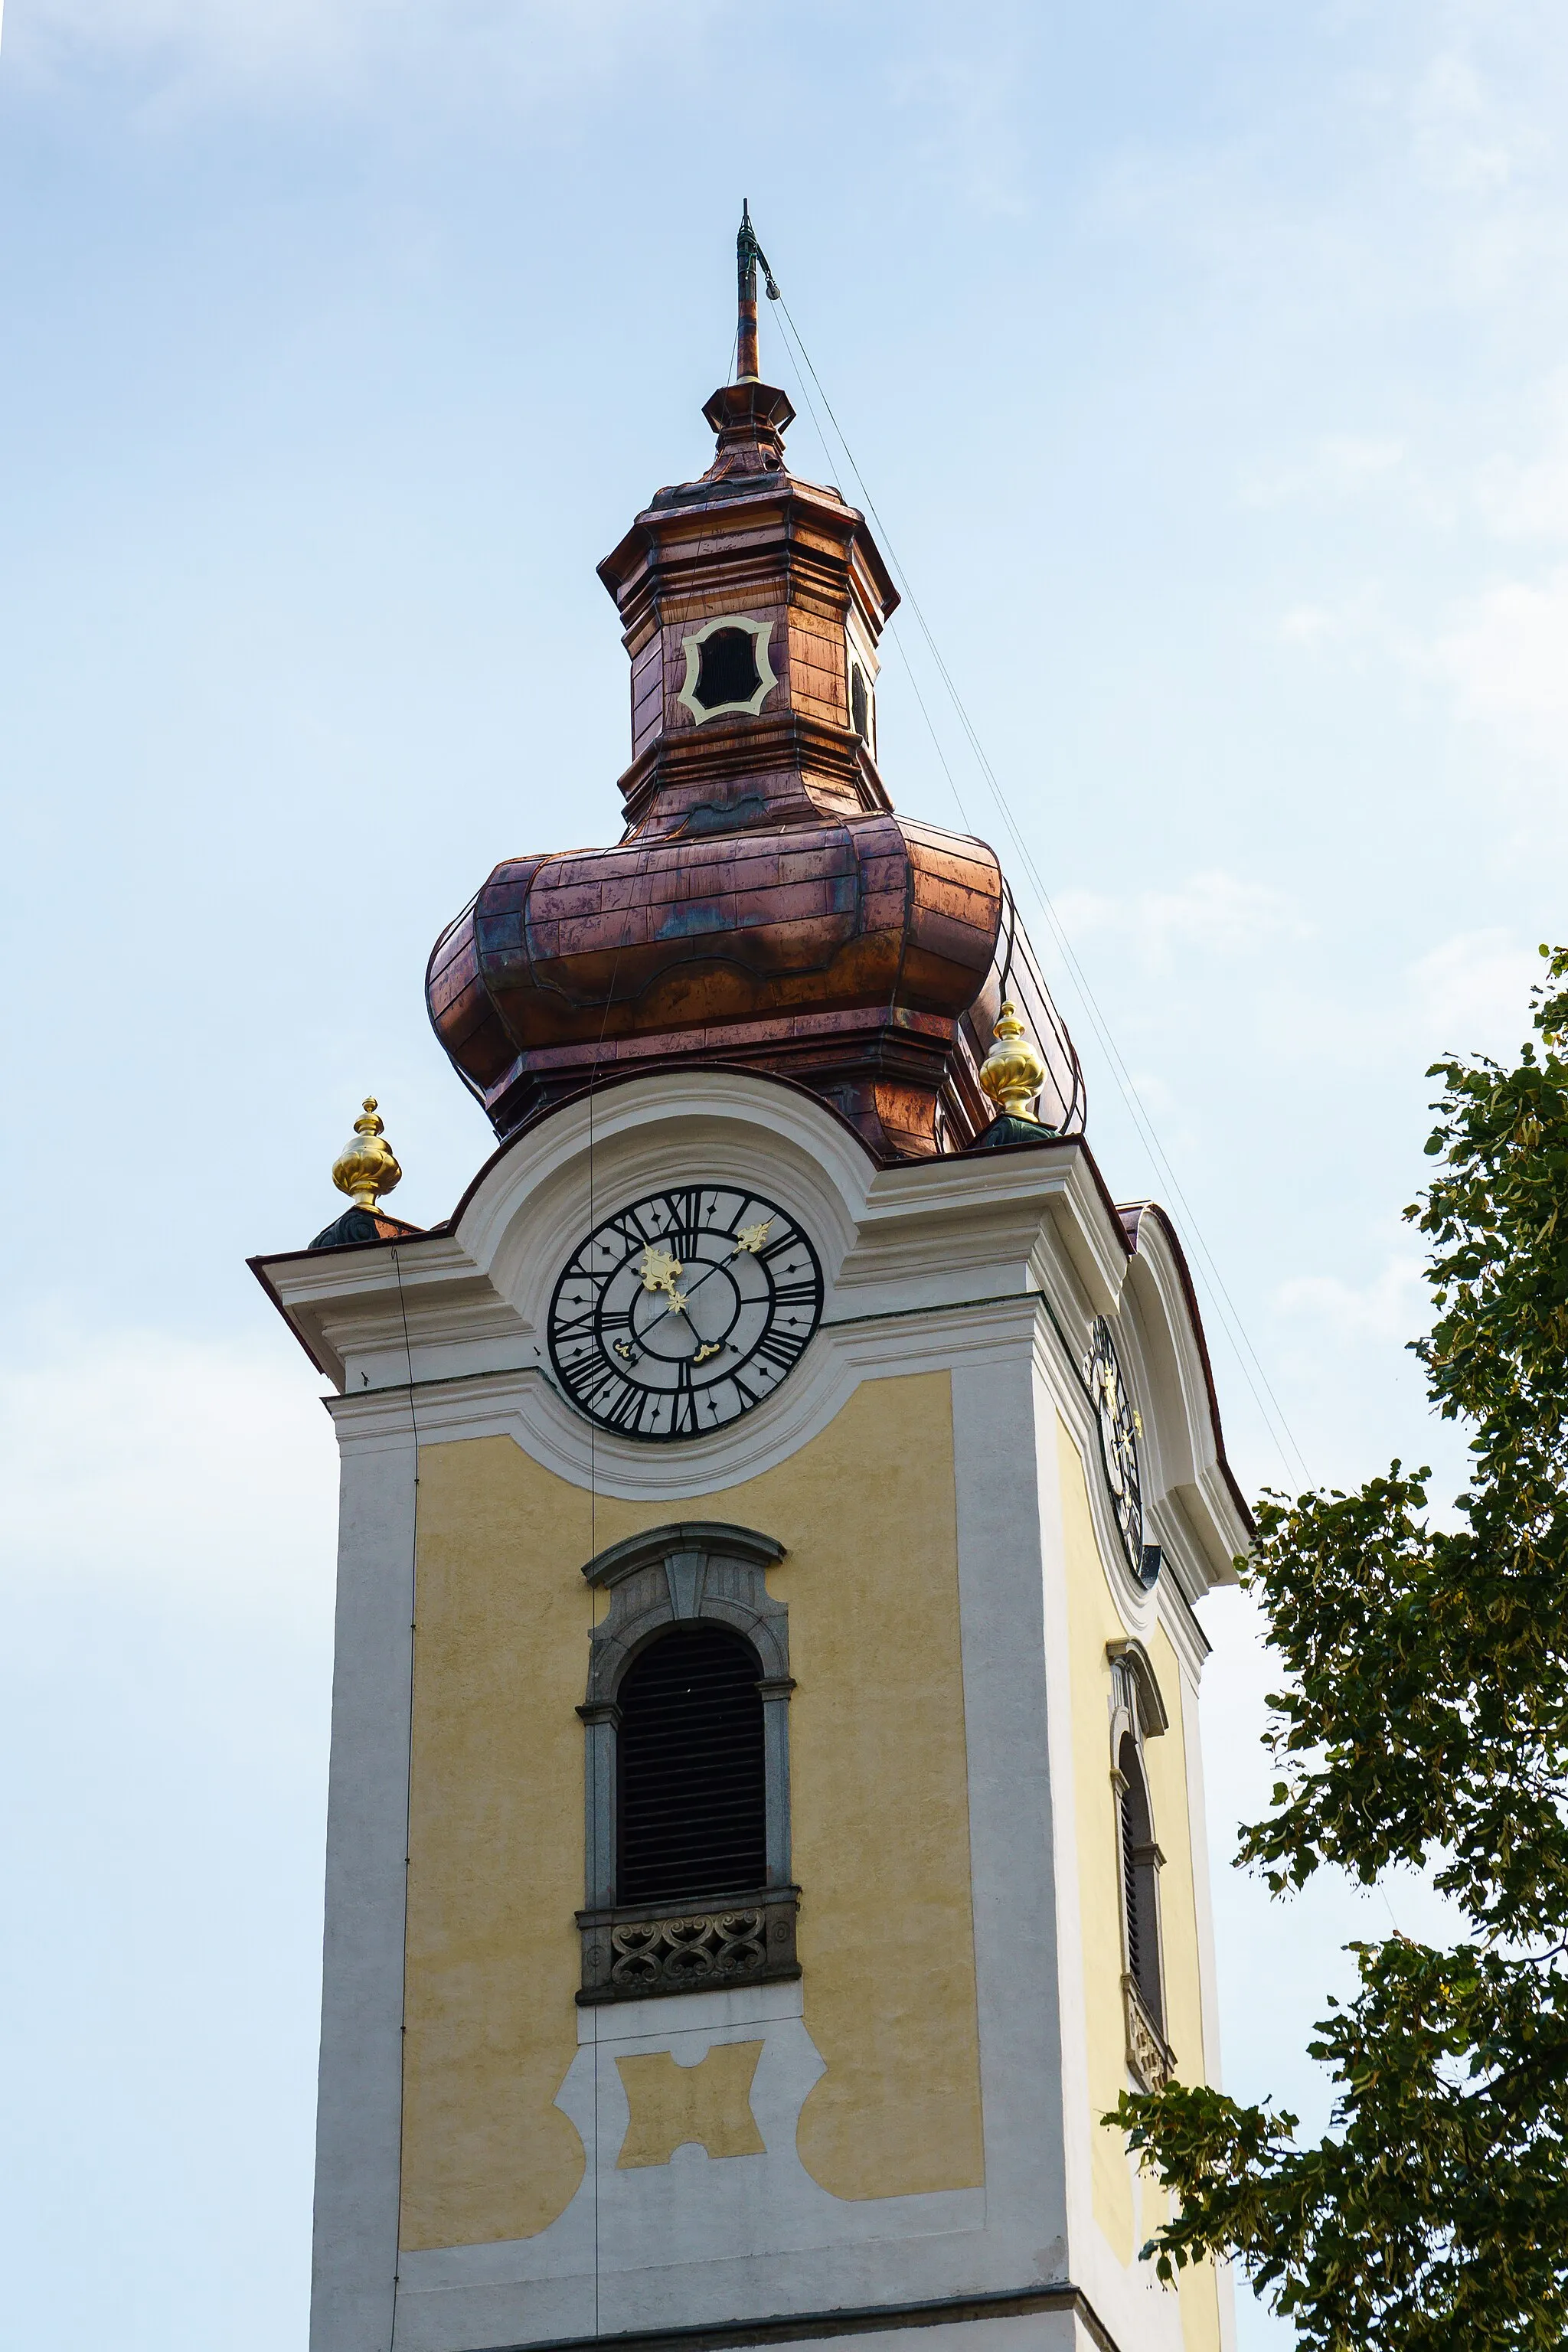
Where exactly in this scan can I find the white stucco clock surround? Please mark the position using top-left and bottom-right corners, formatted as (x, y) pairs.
(281, 1073), (1233, 1632)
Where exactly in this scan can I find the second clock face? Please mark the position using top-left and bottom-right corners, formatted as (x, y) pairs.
(547, 1184), (824, 1442)
(1089, 1315), (1145, 1573)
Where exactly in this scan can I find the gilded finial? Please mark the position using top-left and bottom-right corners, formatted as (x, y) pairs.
(332, 1096), (403, 1214)
(978, 1001), (1047, 1122)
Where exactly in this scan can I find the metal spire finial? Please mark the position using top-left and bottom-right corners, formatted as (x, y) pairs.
(735, 202), (779, 384)
(737, 201), (760, 382)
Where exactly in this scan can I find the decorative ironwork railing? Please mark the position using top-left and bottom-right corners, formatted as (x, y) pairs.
(577, 1887), (799, 2005)
(1122, 1971), (1177, 2092)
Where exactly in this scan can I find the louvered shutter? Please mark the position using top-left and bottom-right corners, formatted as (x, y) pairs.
(616, 1625), (767, 1906)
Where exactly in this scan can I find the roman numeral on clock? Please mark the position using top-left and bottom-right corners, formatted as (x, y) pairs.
(763, 1326), (807, 1368)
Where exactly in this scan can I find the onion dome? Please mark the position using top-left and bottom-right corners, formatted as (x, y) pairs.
(426, 212), (1083, 1162)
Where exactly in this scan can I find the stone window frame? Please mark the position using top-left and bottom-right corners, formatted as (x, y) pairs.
(676, 614), (777, 725)
(575, 1521), (799, 2005)
(1107, 1636), (1177, 2092)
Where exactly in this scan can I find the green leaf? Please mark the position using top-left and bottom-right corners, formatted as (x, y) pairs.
(1117, 949), (1568, 2350)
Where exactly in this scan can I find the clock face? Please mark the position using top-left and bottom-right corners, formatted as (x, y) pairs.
(547, 1184), (824, 1442)
(1089, 1316), (1144, 1573)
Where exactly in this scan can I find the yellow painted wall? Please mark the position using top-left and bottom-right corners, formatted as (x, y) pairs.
(1057, 1416), (1137, 2267)
(774, 1372), (984, 2200)
(400, 1370), (983, 2250)
(1150, 1628), (1223, 2352)
(1056, 1415), (1220, 2347)
(400, 1436), (593, 2250)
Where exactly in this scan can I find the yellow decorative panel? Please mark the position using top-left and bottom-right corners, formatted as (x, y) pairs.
(1057, 1411), (1221, 2344)
(1181, 2256), (1223, 2350)
(400, 1437), (594, 2250)
(615, 2043), (766, 2167)
(399, 1370), (984, 2247)
(754, 1374), (984, 2200)
(1145, 1625), (1207, 2083)
(1057, 1414), (1136, 2265)
(1147, 1628), (1223, 2351)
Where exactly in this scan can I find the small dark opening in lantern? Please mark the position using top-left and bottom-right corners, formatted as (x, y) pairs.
(695, 626), (763, 710)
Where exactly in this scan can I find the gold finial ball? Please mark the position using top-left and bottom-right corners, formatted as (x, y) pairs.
(978, 1001), (1047, 1122)
(332, 1096), (403, 1214)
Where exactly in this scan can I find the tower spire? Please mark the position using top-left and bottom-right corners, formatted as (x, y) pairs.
(737, 201), (761, 382)
(698, 206), (792, 478)
(735, 201), (779, 385)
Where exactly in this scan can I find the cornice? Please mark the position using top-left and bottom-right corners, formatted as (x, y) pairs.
(1119, 1201), (1254, 1546)
(250, 1070), (1248, 1592)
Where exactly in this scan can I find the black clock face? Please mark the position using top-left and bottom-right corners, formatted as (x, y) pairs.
(1089, 1316), (1144, 1573)
(547, 1185), (824, 1442)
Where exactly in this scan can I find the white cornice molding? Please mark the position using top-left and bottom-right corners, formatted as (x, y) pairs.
(324, 1387), (424, 1455)
(1116, 1217), (1250, 1582)
(259, 1246), (528, 1392)
(855, 1144), (1127, 1319)
(394, 1294), (1044, 1500)
(254, 1073), (1243, 1592)
(455, 1075), (870, 1279)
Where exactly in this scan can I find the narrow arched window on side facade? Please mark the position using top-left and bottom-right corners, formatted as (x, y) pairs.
(616, 1625), (767, 1906)
(1117, 1731), (1163, 2030)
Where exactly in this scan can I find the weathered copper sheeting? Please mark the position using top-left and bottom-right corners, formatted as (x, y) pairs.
(598, 451), (898, 838)
(427, 815), (1002, 1122)
(425, 347), (1085, 1161)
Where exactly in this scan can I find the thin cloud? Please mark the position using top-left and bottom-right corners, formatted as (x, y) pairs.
(9, 0), (724, 115)
(0, 1328), (337, 1623)
(1278, 1256), (1427, 1346)
(1433, 567), (1568, 760)
(1243, 436), (1409, 512)
(1410, 43), (1545, 196)
(1406, 926), (1547, 1060)
(1055, 870), (1311, 969)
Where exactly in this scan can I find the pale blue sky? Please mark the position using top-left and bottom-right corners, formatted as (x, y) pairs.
(2, 5), (1565, 2345)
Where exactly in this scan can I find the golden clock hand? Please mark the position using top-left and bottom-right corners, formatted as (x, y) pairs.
(638, 1241), (684, 1298)
(655, 1221), (775, 1315)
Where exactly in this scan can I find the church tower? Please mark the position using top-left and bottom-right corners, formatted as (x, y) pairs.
(254, 213), (1250, 2352)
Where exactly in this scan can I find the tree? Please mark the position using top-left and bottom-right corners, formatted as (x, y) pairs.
(1110, 945), (1568, 2350)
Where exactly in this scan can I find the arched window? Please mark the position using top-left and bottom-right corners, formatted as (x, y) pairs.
(576, 1523), (798, 2005)
(694, 626), (762, 712)
(1108, 1638), (1174, 2090)
(850, 661), (870, 740)
(616, 1625), (766, 1906)
(1117, 1733), (1161, 2027)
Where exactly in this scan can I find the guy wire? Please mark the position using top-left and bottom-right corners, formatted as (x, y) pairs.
(387, 1243), (423, 2352)
(763, 266), (1310, 1487)
(768, 321), (976, 842)
(575, 439), (749, 2312)
(580, 816), (666, 2336)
